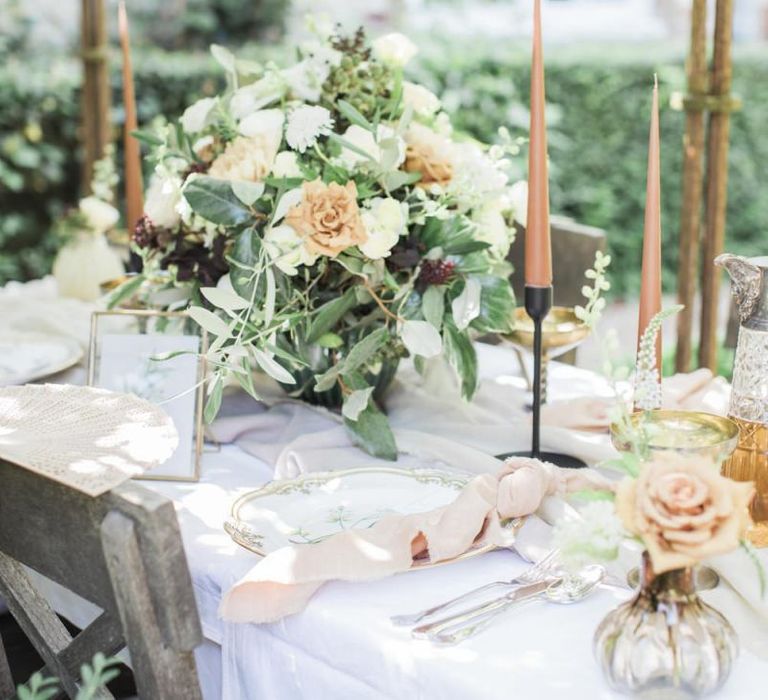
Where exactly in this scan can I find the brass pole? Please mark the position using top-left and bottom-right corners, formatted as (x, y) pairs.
(674, 0), (708, 373)
(80, 0), (111, 193)
(699, 0), (734, 371)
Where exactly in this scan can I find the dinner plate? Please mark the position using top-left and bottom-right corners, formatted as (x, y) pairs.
(225, 467), (519, 568)
(0, 334), (83, 386)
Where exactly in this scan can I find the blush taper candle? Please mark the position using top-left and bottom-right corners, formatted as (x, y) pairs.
(525, 0), (553, 288)
(637, 76), (662, 366)
(118, 1), (143, 232)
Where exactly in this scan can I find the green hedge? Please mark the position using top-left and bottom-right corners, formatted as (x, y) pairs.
(2, 41), (766, 295)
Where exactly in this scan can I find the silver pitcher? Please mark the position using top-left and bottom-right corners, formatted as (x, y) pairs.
(716, 253), (768, 545)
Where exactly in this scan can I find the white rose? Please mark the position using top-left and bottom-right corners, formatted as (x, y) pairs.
(359, 198), (407, 260)
(78, 196), (119, 234)
(230, 75), (285, 120)
(373, 33), (418, 67)
(402, 81), (440, 117)
(263, 224), (318, 276)
(180, 97), (217, 134)
(338, 124), (406, 172)
(271, 151), (303, 179)
(238, 108), (285, 157)
(144, 174), (182, 229)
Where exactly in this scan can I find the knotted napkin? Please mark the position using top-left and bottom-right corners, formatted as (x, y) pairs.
(219, 458), (613, 623)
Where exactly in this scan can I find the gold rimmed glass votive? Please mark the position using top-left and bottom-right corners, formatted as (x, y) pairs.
(610, 410), (740, 465)
(502, 306), (592, 402)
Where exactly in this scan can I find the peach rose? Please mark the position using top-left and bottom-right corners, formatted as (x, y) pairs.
(403, 123), (453, 187)
(208, 136), (274, 182)
(615, 456), (754, 573)
(284, 179), (367, 257)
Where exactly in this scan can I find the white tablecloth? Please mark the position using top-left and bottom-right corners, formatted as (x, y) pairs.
(29, 342), (767, 699)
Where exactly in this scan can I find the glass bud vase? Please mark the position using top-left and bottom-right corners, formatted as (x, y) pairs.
(593, 552), (738, 698)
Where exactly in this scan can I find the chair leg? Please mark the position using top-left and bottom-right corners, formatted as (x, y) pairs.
(101, 512), (202, 700)
(0, 626), (15, 699)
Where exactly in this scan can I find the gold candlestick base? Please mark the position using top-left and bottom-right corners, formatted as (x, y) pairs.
(502, 306), (591, 402)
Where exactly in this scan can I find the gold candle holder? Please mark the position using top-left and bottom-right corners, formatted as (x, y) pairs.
(610, 409), (739, 465)
(502, 306), (592, 402)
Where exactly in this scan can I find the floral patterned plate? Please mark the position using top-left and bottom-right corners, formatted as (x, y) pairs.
(0, 333), (83, 386)
(224, 467), (517, 569)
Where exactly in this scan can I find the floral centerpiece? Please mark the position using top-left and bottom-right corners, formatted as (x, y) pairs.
(125, 28), (522, 457)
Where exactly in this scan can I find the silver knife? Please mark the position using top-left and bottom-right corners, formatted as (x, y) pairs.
(411, 576), (559, 641)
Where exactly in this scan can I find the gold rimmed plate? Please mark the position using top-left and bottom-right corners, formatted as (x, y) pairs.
(225, 467), (522, 569)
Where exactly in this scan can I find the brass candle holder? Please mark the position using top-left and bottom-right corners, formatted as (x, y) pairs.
(610, 409), (740, 465)
(502, 305), (592, 403)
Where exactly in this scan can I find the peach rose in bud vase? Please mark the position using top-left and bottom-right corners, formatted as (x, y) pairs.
(615, 456), (754, 573)
(284, 179), (367, 257)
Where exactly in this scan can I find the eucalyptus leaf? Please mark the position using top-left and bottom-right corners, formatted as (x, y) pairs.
(231, 180), (265, 206)
(253, 348), (295, 384)
(313, 365), (341, 392)
(336, 99), (374, 131)
(343, 327), (389, 373)
(443, 322), (478, 399)
(183, 176), (251, 226)
(344, 401), (397, 460)
(200, 286), (250, 311)
(422, 285), (445, 329)
(451, 278), (482, 330)
(188, 306), (231, 338)
(307, 288), (358, 343)
(264, 267), (276, 325)
(341, 387), (374, 421)
(204, 378), (223, 423)
(401, 320), (442, 358)
(106, 274), (144, 309)
(271, 187), (304, 224)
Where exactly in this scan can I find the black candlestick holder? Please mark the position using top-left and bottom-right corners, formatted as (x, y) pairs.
(496, 285), (587, 469)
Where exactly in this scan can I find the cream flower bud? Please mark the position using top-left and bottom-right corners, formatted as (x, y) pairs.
(180, 97), (217, 134)
(79, 196), (119, 234)
(271, 151), (303, 179)
(373, 33), (418, 67)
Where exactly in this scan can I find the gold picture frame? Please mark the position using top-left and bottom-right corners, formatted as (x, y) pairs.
(88, 309), (207, 482)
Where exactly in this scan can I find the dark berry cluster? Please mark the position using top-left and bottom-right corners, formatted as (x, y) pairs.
(419, 259), (456, 285)
(132, 215), (157, 249)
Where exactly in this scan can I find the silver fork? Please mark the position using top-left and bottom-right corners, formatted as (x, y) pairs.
(390, 549), (560, 627)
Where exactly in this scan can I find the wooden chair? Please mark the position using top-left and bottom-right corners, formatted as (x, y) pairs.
(507, 216), (607, 308)
(0, 459), (203, 699)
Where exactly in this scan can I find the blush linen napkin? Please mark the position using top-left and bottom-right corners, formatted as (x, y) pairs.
(219, 458), (613, 623)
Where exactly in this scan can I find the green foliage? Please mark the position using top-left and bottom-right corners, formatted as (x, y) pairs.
(16, 653), (120, 700)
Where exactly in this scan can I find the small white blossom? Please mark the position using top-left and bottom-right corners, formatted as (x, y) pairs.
(144, 173), (182, 229)
(360, 198), (408, 259)
(552, 501), (625, 571)
(264, 224), (318, 276)
(285, 105), (334, 153)
(337, 124), (405, 172)
(271, 151), (303, 179)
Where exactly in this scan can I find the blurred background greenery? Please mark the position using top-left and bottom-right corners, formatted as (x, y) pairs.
(1, 0), (766, 296)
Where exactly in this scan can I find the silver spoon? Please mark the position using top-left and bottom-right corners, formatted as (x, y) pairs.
(421, 564), (605, 646)
(391, 549), (560, 627)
